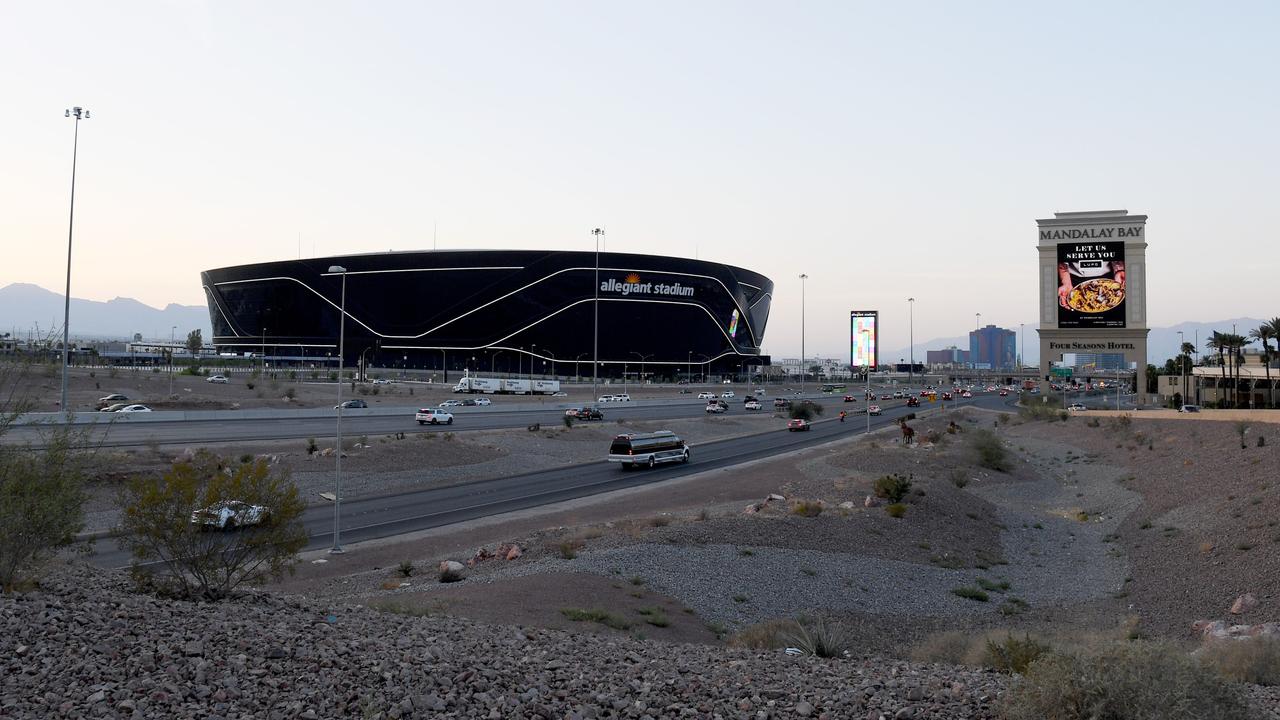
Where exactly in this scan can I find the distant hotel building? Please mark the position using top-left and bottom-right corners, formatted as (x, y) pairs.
(970, 325), (1016, 370)
(926, 346), (970, 368)
(1062, 352), (1127, 372)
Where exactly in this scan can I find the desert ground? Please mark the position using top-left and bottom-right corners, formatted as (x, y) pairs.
(6, 402), (1280, 718)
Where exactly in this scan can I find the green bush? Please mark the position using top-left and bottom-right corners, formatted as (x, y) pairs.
(874, 473), (913, 502)
(983, 633), (1050, 673)
(885, 503), (907, 518)
(397, 560), (415, 578)
(970, 429), (1011, 472)
(117, 451), (308, 600)
(791, 500), (823, 517)
(789, 400), (824, 421)
(562, 414), (574, 428)
(306, 438), (318, 455)
(1002, 641), (1252, 720)
(782, 615), (851, 658)
(952, 586), (989, 602)
(0, 428), (91, 592)
(560, 607), (632, 630)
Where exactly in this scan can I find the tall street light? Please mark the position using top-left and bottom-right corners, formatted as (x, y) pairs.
(630, 351), (653, 386)
(908, 297), (915, 386)
(328, 265), (349, 555)
(861, 329), (873, 434)
(60, 106), (90, 414)
(169, 326), (176, 397)
(592, 228), (604, 402)
(799, 274), (808, 391)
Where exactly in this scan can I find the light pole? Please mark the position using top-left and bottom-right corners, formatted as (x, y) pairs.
(575, 352), (588, 383)
(1178, 330), (1186, 405)
(169, 326), (176, 397)
(630, 352), (653, 386)
(799, 274), (808, 391)
(60, 106), (90, 413)
(908, 297), (915, 386)
(687, 351), (692, 385)
(261, 327), (267, 376)
(328, 265), (348, 555)
(696, 353), (710, 384)
(592, 228), (604, 402)
(861, 329), (873, 434)
(1019, 323), (1024, 369)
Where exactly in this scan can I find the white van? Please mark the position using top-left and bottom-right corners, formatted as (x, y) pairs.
(608, 431), (689, 470)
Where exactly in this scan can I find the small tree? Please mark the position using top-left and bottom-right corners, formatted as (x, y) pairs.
(185, 329), (203, 356)
(118, 451), (307, 600)
(789, 400), (825, 421)
(0, 428), (90, 592)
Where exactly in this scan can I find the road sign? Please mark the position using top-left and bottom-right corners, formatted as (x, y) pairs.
(1051, 367), (1073, 378)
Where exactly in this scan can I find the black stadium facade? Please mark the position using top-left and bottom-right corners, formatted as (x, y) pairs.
(201, 250), (773, 378)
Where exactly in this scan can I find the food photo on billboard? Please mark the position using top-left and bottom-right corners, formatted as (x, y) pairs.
(1056, 241), (1126, 328)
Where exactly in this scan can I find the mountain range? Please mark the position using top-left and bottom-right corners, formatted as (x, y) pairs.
(0, 283), (212, 342)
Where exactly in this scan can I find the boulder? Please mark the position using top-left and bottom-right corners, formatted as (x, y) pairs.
(864, 495), (880, 508)
(767, 493), (786, 503)
(505, 544), (523, 561)
(838, 501), (856, 510)
(1230, 593), (1258, 615)
(438, 560), (465, 583)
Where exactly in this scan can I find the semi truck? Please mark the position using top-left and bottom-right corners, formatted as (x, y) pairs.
(452, 374), (560, 395)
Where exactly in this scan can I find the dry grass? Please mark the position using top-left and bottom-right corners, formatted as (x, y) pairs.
(1199, 638), (1280, 686)
(790, 500), (823, 517)
(728, 618), (795, 650)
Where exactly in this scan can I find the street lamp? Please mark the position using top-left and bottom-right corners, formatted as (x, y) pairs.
(575, 352), (588, 383)
(908, 298), (915, 386)
(695, 353), (711, 384)
(328, 265), (349, 555)
(592, 228), (604, 401)
(630, 352), (653, 386)
(60, 106), (90, 414)
(861, 329), (873, 434)
(799, 274), (808, 390)
(169, 326), (176, 397)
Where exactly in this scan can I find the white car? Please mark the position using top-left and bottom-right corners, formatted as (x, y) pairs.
(697, 392), (717, 400)
(1067, 403), (1088, 412)
(892, 391), (904, 399)
(551, 391), (568, 397)
(415, 408), (455, 425)
(473, 397), (492, 406)
(721, 390), (736, 399)
(614, 394), (631, 402)
(868, 405), (882, 416)
(705, 401), (727, 414)
(744, 399), (762, 411)
(371, 378), (392, 385)
(439, 399), (464, 407)
(117, 404), (152, 413)
(754, 388), (765, 396)
(190, 500), (270, 530)
(206, 375), (228, 384)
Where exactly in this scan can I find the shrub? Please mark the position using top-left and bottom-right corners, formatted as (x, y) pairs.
(885, 503), (907, 518)
(970, 429), (1010, 472)
(238, 453), (253, 464)
(558, 539), (584, 559)
(951, 586), (989, 602)
(117, 451), (308, 600)
(1236, 421), (1251, 449)
(560, 607), (632, 630)
(950, 469), (969, 488)
(0, 428), (92, 592)
(397, 560), (415, 578)
(791, 500), (823, 517)
(977, 578), (1010, 592)
(1199, 638), (1280, 685)
(284, 387), (296, 400)
(789, 400), (824, 421)
(245, 381), (256, 390)
(782, 615), (851, 658)
(637, 607), (670, 627)
(1002, 641), (1252, 720)
(562, 414), (574, 428)
(874, 473), (912, 502)
(983, 633), (1050, 673)
(306, 437), (318, 455)
(729, 619), (795, 649)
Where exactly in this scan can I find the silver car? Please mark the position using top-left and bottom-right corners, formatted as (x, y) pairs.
(190, 500), (271, 530)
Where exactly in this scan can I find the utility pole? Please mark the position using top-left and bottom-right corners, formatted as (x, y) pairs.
(592, 228), (604, 401)
(60, 106), (90, 414)
(799, 274), (808, 391)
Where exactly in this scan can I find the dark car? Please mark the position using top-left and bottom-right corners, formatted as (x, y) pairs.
(774, 398), (791, 409)
(941, 392), (954, 401)
(906, 397), (920, 407)
(566, 407), (604, 420)
(843, 395), (857, 402)
(787, 418), (811, 431)
(336, 399), (368, 409)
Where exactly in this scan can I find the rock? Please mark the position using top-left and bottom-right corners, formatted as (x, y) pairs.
(1230, 593), (1258, 615)
(906, 687), (924, 701)
(265, 647), (288, 659)
(864, 495), (880, 508)
(767, 494), (786, 503)
(439, 560), (466, 583)
(505, 544), (523, 561)
(795, 700), (814, 716)
(86, 690), (106, 704)
(894, 708), (915, 719)
(839, 501), (856, 510)
(744, 504), (761, 515)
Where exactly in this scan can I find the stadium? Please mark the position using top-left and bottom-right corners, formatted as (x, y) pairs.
(200, 250), (774, 379)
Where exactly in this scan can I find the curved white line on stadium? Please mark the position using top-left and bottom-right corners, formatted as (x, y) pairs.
(378, 296), (743, 354)
(202, 285), (245, 338)
(748, 291), (772, 310)
(214, 266), (764, 344)
(320, 266), (523, 276)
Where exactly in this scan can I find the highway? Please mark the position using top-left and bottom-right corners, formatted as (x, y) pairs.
(88, 392), (1009, 569)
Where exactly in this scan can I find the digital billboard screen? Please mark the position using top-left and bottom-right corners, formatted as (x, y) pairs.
(1056, 241), (1126, 329)
(850, 311), (878, 370)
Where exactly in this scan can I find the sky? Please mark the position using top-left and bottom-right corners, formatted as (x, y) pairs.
(2, 1), (1278, 358)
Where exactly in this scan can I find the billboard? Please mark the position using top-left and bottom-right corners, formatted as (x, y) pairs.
(1056, 241), (1126, 328)
(850, 311), (878, 370)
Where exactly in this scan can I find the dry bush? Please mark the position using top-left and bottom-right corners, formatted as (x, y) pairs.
(728, 618), (795, 650)
(1199, 638), (1280, 686)
(983, 633), (1051, 674)
(557, 538), (585, 559)
(911, 630), (976, 666)
(790, 500), (823, 517)
(885, 503), (907, 518)
(1002, 641), (1252, 720)
(970, 429), (1011, 472)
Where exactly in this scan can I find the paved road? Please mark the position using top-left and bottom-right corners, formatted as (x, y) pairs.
(89, 393), (1009, 569)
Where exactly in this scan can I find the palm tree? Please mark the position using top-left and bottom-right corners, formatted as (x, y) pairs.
(1206, 332), (1227, 407)
(1251, 325), (1275, 409)
(1180, 341), (1196, 406)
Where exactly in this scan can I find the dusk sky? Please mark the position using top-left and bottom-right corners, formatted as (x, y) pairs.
(3, 1), (1277, 357)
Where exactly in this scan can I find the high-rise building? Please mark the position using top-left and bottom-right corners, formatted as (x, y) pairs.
(969, 325), (1016, 370)
(926, 346), (970, 368)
